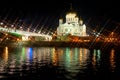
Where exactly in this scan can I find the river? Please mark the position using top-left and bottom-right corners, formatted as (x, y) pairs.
(0, 46), (120, 80)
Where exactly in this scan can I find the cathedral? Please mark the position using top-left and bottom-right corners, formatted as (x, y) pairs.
(57, 7), (87, 37)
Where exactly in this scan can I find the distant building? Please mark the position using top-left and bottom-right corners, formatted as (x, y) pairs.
(57, 7), (87, 37)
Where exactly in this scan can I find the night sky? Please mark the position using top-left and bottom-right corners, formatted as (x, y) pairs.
(0, 0), (120, 32)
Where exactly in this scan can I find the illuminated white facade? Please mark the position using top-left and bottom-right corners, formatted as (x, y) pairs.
(57, 10), (87, 36)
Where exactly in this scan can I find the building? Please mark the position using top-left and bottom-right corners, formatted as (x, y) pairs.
(57, 7), (87, 37)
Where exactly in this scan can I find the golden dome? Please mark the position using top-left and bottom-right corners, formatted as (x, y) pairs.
(66, 4), (77, 15)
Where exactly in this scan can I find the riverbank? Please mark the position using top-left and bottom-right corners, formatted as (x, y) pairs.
(0, 41), (119, 49)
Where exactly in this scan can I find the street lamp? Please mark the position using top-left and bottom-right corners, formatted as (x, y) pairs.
(20, 26), (23, 30)
(11, 25), (14, 28)
(4, 25), (7, 28)
(27, 28), (30, 32)
(33, 29), (36, 32)
(0, 22), (3, 25)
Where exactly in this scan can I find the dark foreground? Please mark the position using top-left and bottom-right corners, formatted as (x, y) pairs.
(1, 65), (119, 80)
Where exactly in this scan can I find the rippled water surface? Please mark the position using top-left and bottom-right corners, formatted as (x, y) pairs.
(0, 46), (120, 80)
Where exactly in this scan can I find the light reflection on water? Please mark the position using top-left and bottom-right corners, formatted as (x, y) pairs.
(0, 46), (119, 79)
(110, 49), (116, 72)
(92, 49), (101, 71)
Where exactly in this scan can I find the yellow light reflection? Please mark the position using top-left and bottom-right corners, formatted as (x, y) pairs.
(70, 48), (73, 63)
(92, 49), (96, 66)
(52, 48), (58, 66)
(79, 48), (89, 68)
(110, 49), (115, 72)
(79, 48), (83, 64)
(83, 49), (88, 62)
(4, 46), (8, 63)
(58, 48), (64, 58)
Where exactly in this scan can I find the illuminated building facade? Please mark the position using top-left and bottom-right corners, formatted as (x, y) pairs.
(57, 8), (87, 37)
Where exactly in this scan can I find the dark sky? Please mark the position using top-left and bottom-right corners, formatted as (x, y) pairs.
(0, 0), (120, 32)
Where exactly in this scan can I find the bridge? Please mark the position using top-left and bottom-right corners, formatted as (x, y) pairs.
(0, 22), (52, 42)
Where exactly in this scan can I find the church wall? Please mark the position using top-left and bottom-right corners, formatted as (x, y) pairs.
(57, 10), (87, 37)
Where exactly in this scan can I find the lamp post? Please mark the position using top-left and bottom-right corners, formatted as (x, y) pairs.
(0, 22), (3, 26)
(27, 28), (30, 32)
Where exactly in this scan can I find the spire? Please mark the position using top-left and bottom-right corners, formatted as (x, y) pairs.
(69, 3), (74, 12)
(67, 3), (76, 14)
(70, 3), (73, 10)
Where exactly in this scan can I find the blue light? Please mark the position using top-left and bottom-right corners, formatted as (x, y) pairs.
(28, 47), (33, 61)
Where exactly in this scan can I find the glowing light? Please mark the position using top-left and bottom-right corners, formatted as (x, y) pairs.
(79, 48), (90, 69)
(0, 24), (52, 41)
(21, 47), (26, 61)
(110, 49), (115, 72)
(92, 49), (101, 70)
(52, 48), (58, 66)
(0, 22), (3, 25)
(22, 36), (29, 41)
(97, 50), (101, 62)
(4, 47), (8, 63)
(79, 48), (83, 64)
(75, 48), (78, 61)
(57, 9), (86, 37)
(11, 25), (14, 27)
(4, 25), (7, 28)
(65, 48), (70, 68)
(27, 48), (33, 61)
(92, 49), (97, 70)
